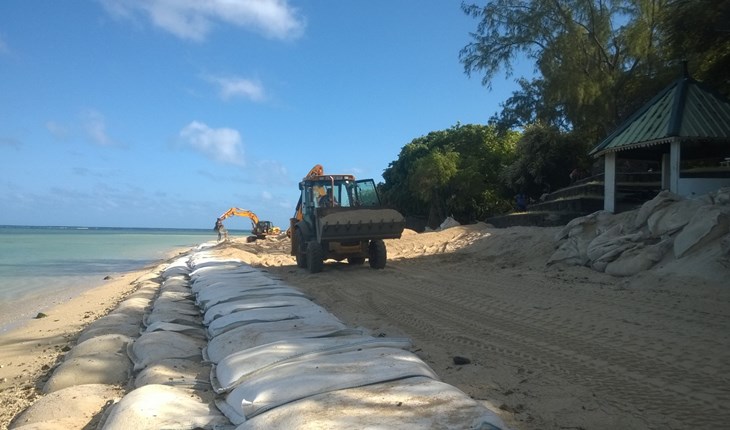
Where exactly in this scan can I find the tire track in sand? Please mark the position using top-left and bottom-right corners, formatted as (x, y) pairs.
(299, 259), (730, 430)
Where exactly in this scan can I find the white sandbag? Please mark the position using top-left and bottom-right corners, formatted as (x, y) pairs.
(204, 296), (318, 325)
(190, 264), (256, 277)
(200, 289), (312, 317)
(158, 286), (192, 295)
(216, 347), (439, 423)
(438, 216), (460, 230)
(113, 296), (153, 316)
(149, 297), (200, 316)
(554, 210), (606, 241)
(212, 336), (412, 393)
(135, 270), (164, 284)
(632, 190), (683, 230)
(162, 275), (190, 285)
(191, 270), (262, 287)
(128, 331), (205, 371)
(144, 308), (201, 327)
(76, 312), (142, 343)
(161, 264), (190, 278)
(605, 236), (673, 276)
(196, 284), (303, 310)
(8, 384), (124, 430)
(714, 187), (730, 205)
(547, 236), (589, 266)
(63, 334), (132, 361)
(100, 384), (230, 430)
(586, 224), (623, 261)
(43, 352), (132, 393)
(134, 358), (211, 389)
(142, 321), (207, 339)
(206, 304), (340, 339)
(204, 323), (359, 364)
(674, 205), (730, 258)
(235, 376), (507, 430)
(125, 283), (160, 301)
(191, 272), (280, 294)
(189, 259), (244, 269)
(188, 256), (243, 269)
(646, 198), (704, 236)
(157, 290), (194, 302)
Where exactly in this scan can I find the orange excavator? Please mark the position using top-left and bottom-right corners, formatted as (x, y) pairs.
(217, 208), (281, 242)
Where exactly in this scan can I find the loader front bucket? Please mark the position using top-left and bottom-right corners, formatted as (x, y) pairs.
(317, 208), (405, 242)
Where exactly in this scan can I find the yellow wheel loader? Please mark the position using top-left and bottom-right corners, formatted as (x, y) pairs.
(289, 168), (405, 273)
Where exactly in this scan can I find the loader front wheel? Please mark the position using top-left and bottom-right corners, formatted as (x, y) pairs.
(368, 239), (387, 269)
(306, 241), (324, 273)
(293, 229), (307, 268)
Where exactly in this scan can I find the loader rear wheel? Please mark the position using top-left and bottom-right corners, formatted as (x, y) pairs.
(368, 239), (387, 269)
(293, 229), (307, 268)
(306, 241), (324, 273)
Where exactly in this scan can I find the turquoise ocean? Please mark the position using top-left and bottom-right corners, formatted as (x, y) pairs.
(0, 225), (237, 332)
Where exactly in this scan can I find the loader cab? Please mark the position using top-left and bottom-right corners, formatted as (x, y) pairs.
(300, 175), (381, 217)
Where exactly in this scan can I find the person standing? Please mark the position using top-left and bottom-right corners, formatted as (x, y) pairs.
(214, 218), (228, 241)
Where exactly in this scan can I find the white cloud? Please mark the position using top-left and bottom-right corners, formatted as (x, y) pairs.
(207, 75), (265, 102)
(82, 110), (117, 146)
(100, 0), (305, 42)
(179, 121), (245, 165)
(46, 121), (70, 140)
(253, 159), (292, 186)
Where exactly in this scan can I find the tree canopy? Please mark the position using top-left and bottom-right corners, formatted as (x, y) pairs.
(380, 124), (518, 228)
(381, 1), (729, 228)
(460, 0), (729, 142)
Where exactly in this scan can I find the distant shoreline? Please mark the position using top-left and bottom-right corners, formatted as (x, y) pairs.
(0, 224), (252, 234)
(0, 246), (189, 334)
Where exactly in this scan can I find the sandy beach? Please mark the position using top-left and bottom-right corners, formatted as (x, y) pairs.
(0, 268), (150, 428)
(1, 210), (729, 429)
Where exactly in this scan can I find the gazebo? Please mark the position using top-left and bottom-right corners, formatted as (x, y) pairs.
(590, 66), (730, 212)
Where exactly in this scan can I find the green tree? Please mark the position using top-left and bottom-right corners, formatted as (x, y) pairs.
(501, 123), (591, 199)
(659, 0), (730, 96)
(410, 150), (460, 226)
(489, 77), (569, 132)
(460, 0), (671, 141)
(381, 124), (518, 228)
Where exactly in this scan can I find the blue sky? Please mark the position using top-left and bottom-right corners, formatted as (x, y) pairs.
(0, 0), (528, 229)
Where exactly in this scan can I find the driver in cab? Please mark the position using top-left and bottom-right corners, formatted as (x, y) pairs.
(318, 187), (338, 207)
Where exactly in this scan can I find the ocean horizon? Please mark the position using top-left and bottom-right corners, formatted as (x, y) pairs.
(0, 225), (249, 332)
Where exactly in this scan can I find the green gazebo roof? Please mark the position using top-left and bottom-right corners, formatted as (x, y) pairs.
(590, 75), (730, 157)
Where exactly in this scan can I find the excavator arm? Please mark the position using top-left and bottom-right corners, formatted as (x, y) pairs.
(218, 208), (260, 228)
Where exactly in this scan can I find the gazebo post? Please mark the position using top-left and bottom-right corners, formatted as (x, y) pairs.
(669, 139), (681, 193)
(661, 153), (671, 190)
(604, 152), (617, 213)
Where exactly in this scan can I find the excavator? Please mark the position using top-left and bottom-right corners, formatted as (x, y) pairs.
(217, 208), (281, 242)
